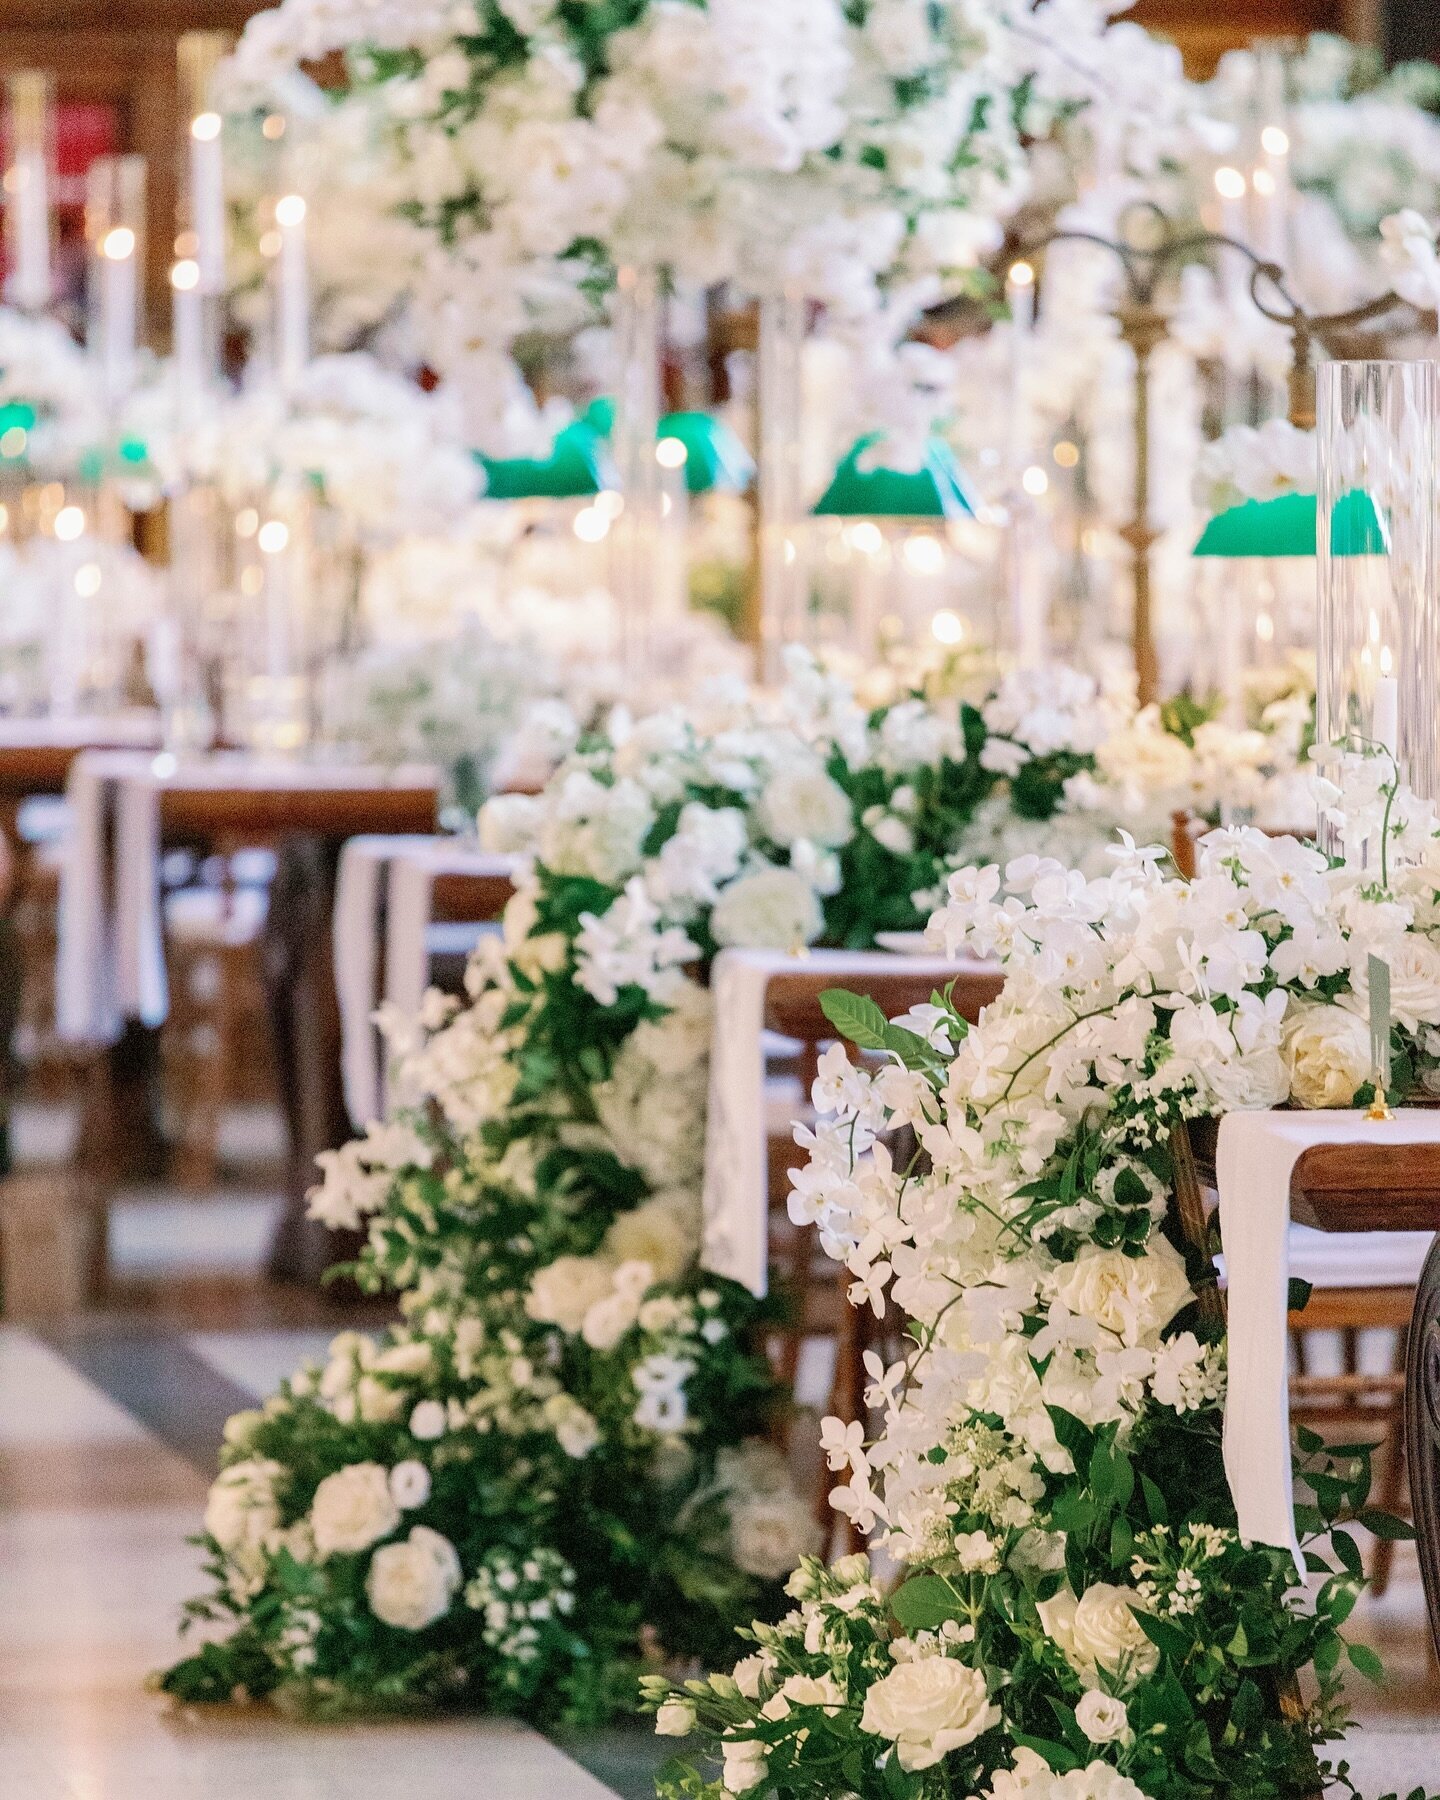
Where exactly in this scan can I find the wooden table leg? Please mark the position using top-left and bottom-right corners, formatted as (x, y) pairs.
(261, 836), (362, 1286)
(1405, 1236), (1440, 1661)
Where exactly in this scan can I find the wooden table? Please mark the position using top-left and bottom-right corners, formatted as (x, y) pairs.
(1287, 1140), (1440, 1658)
(60, 756), (438, 1284)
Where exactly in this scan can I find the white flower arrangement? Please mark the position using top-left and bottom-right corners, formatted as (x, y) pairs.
(649, 747), (1440, 1799)
(222, 0), (1194, 449)
(1193, 418), (1316, 516)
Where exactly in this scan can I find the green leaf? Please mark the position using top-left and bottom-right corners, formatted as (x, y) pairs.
(889, 1574), (961, 1632)
(1347, 1641), (1386, 1683)
(1140, 1473), (1170, 1527)
(1358, 1508), (1417, 1542)
(1011, 1732), (1081, 1774)
(819, 989), (892, 1051)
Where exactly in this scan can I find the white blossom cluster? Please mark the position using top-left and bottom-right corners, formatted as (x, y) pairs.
(0, 305), (108, 473)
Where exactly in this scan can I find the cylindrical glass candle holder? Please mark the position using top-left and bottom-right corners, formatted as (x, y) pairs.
(4, 71), (54, 314)
(1317, 361), (1440, 838)
(610, 264), (663, 686)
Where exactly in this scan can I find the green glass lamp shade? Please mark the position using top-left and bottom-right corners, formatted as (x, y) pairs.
(480, 421), (615, 500)
(1193, 492), (1316, 558)
(1192, 488), (1388, 559)
(0, 400), (36, 460)
(582, 396), (615, 439)
(657, 410), (754, 495)
(1328, 487), (1388, 557)
(812, 433), (978, 520)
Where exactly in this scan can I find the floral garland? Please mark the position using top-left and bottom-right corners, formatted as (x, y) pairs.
(648, 750), (1440, 1800)
(160, 654), (1199, 1720)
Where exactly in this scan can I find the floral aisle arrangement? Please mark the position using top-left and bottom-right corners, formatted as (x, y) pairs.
(224, 0), (1191, 448)
(647, 757), (1440, 1800)
(159, 654), (1200, 1721)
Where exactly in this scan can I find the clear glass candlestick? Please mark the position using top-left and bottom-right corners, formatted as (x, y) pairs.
(1317, 360), (1440, 841)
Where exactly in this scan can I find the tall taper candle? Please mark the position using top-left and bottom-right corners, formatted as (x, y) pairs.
(189, 112), (226, 297)
(274, 193), (309, 389)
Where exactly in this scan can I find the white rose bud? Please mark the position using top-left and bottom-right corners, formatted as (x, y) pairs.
(654, 1699), (696, 1737)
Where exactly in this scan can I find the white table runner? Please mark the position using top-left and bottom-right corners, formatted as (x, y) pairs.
(383, 843), (515, 1024)
(1216, 1108), (1440, 1571)
(334, 835), (439, 1127)
(701, 947), (991, 1296)
(55, 749), (155, 1043)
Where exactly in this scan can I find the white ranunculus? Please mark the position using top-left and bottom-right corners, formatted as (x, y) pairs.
(1074, 1690), (1133, 1745)
(365, 1524), (462, 1630)
(1282, 1003), (1372, 1108)
(205, 1457), (282, 1555)
(757, 763), (855, 849)
(524, 1253), (618, 1334)
(711, 866), (824, 950)
(655, 1698), (696, 1736)
(310, 1462), (401, 1558)
(388, 1459), (432, 1510)
(859, 1657), (1000, 1770)
(1037, 1583), (1159, 1687)
(1051, 1237), (1193, 1349)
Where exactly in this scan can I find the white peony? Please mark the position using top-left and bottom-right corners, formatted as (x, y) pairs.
(1050, 1237), (1193, 1349)
(365, 1524), (462, 1630)
(859, 1657), (1000, 1771)
(757, 763), (855, 849)
(711, 866), (824, 950)
(1036, 1583), (1159, 1687)
(524, 1253), (618, 1334)
(310, 1463), (401, 1558)
(1281, 1003), (1373, 1108)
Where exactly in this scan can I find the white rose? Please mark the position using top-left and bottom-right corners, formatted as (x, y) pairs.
(409, 1399), (448, 1441)
(310, 1463), (401, 1558)
(761, 1672), (845, 1720)
(655, 1698), (696, 1736)
(524, 1254), (618, 1334)
(388, 1459), (432, 1510)
(729, 1488), (824, 1580)
(859, 1658), (1000, 1771)
(1350, 933), (1440, 1032)
(1281, 1004), (1372, 1108)
(1037, 1583), (1159, 1687)
(711, 867), (824, 950)
(1051, 1237), (1193, 1349)
(365, 1525), (462, 1630)
(603, 1191), (698, 1285)
(1075, 1690), (1133, 1745)
(721, 1739), (768, 1794)
(205, 1457), (282, 1554)
(757, 764), (854, 849)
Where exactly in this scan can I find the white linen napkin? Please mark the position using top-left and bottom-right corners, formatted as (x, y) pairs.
(114, 770), (167, 1027)
(1216, 1108), (1440, 1572)
(701, 947), (991, 1297)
